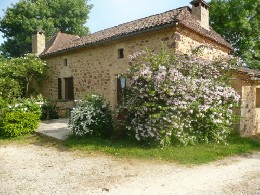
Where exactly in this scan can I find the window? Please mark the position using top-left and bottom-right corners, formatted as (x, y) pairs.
(118, 48), (124, 59)
(58, 78), (62, 99)
(256, 88), (260, 108)
(63, 58), (68, 66)
(65, 77), (74, 100)
(117, 77), (126, 103)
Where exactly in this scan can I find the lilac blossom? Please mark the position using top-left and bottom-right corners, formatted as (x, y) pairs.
(119, 49), (240, 146)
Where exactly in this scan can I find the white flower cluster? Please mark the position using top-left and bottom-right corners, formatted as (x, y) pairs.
(68, 95), (112, 137)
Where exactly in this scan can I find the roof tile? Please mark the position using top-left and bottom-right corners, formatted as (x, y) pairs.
(41, 6), (232, 57)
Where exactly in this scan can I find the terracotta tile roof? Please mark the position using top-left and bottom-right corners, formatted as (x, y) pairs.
(176, 8), (231, 48)
(236, 67), (260, 79)
(40, 6), (232, 57)
(42, 32), (80, 55)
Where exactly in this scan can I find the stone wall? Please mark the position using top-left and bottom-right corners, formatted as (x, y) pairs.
(32, 31), (45, 56)
(175, 27), (229, 57)
(240, 84), (257, 136)
(40, 26), (230, 113)
(191, 2), (209, 30)
(232, 75), (256, 136)
(232, 73), (260, 136)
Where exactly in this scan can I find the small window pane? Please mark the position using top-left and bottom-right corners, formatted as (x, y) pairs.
(117, 77), (126, 103)
(118, 49), (124, 59)
(63, 59), (68, 66)
(256, 88), (260, 108)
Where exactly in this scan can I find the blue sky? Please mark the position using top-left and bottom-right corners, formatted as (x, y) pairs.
(0, 0), (199, 45)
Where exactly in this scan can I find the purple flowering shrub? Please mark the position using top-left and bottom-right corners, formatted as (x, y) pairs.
(119, 49), (240, 146)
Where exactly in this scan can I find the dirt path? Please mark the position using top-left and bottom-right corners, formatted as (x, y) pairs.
(0, 144), (260, 195)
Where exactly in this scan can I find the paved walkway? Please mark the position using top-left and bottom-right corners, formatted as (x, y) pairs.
(36, 118), (71, 140)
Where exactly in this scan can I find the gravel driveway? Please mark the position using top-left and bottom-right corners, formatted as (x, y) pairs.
(0, 144), (260, 195)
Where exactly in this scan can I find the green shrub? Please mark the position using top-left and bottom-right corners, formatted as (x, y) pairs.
(68, 94), (113, 138)
(0, 98), (41, 138)
(41, 99), (59, 120)
(14, 98), (42, 115)
(0, 97), (8, 115)
(1, 111), (40, 137)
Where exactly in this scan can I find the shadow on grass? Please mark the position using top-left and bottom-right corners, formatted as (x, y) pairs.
(1, 132), (260, 165)
(0, 133), (70, 152)
(62, 133), (260, 165)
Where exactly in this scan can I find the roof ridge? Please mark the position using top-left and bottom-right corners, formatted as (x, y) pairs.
(42, 32), (81, 55)
(59, 32), (80, 39)
(46, 32), (61, 53)
(82, 6), (190, 39)
(42, 32), (60, 54)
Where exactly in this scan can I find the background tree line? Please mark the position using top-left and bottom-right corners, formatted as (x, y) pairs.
(209, 0), (260, 69)
(0, 0), (92, 57)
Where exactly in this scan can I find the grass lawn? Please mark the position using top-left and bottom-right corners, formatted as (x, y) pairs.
(0, 133), (260, 165)
(63, 134), (260, 165)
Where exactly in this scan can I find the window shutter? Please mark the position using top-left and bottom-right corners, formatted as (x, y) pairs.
(117, 78), (121, 103)
(68, 77), (74, 100)
(58, 78), (62, 99)
(117, 77), (126, 104)
(65, 77), (74, 100)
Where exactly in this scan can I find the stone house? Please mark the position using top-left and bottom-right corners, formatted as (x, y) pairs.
(33, 0), (260, 136)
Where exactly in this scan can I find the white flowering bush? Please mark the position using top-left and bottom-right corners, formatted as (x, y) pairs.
(68, 94), (113, 138)
(119, 49), (240, 146)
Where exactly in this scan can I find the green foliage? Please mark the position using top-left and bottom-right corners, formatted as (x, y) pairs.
(209, 0), (260, 69)
(0, 77), (21, 100)
(0, 97), (8, 120)
(68, 94), (113, 138)
(0, 0), (93, 57)
(0, 99), (41, 138)
(41, 99), (59, 120)
(0, 55), (21, 99)
(15, 98), (42, 116)
(1, 111), (40, 138)
(0, 54), (47, 98)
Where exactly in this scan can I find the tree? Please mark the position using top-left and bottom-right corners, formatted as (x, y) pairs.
(0, 56), (21, 99)
(209, 0), (260, 69)
(11, 54), (47, 97)
(0, 0), (93, 57)
(0, 54), (47, 98)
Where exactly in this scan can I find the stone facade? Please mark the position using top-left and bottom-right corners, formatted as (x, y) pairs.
(241, 84), (257, 135)
(32, 30), (45, 56)
(40, 26), (229, 110)
(190, 0), (210, 30)
(175, 27), (229, 56)
(232, 74), (260, 136)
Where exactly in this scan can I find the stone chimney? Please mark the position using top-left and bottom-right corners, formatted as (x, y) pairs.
(190, 0), (210, 30)
(32, 29), (45, 56)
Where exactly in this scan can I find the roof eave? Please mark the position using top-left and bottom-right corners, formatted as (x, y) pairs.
(235, 67), (260, 81)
